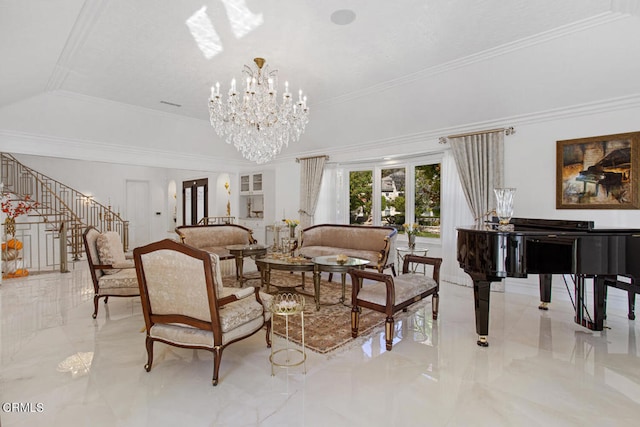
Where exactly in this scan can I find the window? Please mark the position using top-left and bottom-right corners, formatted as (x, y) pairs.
(381, 167), (405, 228)
(345, 157), (441, 239)
(349, 170), (372, 224)
(414, 164), (441, 238)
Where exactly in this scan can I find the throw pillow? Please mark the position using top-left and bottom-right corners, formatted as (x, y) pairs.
(96, 232), (126, 275)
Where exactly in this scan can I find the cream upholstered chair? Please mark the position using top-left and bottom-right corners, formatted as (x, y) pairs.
(133, 239), (272, 386)
(348, 254), (442, 351)
(83, 226), (139, 319)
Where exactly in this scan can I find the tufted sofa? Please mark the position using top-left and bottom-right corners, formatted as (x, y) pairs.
(175, 224), (256, 260)
(298, 224), (397, 275)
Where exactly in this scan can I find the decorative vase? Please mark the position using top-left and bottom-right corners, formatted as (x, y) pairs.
(408, 234), (416, 249)
(494, 188), (516, 225)
(289, 226), (296, 239)
(4, 217), (15, 238)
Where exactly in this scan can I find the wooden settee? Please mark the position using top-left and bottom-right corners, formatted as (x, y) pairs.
(298, 224), (397, 275)
(175, 224), (256, 260)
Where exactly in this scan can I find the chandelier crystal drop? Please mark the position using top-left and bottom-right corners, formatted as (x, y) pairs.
(208, 58), (309, 164)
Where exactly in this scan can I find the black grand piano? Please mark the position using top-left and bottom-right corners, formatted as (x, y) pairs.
(457, 218), (640, 346)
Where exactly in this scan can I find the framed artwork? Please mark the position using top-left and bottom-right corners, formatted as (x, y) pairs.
(556, 131), (640, 209)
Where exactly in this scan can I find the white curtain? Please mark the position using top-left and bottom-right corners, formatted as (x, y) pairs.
(298, 156), (327, 229)
(446, 130), (505, 290)
(449, 131), (504, 220)
(440, 150), (474, 287)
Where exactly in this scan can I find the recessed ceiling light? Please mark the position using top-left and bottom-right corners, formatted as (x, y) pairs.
(330, 9), (356, 25)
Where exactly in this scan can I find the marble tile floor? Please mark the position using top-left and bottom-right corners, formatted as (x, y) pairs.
(1, 264), (639, 427)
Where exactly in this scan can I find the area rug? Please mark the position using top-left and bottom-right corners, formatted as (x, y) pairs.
(223, 271), (418, 354)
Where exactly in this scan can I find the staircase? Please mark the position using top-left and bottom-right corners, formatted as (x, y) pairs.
(1, 153), (129, 269)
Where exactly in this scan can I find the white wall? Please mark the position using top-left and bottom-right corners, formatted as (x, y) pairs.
(504, 106), (640, 228)
(273, 162), (300, 223)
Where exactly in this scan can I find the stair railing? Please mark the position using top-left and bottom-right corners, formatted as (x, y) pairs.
(1, 153), (129, 264)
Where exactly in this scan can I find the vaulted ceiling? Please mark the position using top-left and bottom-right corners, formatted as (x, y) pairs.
(1, 0), (639, 167)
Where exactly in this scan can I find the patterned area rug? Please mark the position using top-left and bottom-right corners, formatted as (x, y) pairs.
(224, 271), (387, 354)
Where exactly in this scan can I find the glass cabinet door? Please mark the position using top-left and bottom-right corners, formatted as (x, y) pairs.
(240, 175), (250, 192)
(252, 174), (262, 192)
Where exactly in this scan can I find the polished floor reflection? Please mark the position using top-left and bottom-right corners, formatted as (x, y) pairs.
(1, 265), (639, 426)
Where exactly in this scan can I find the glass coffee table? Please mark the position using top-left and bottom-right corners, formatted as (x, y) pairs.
(226, 244), (268, 285)
(255, 255), (315, 293)
(312, 255), (370, 311)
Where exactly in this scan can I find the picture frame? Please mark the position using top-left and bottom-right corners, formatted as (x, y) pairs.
(556, 131), (640, 209)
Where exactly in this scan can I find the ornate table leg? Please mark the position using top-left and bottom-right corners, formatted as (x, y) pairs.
(264, 264), (271, 293)
(234, 252), (244, 285)
(313, 267), (321, 310)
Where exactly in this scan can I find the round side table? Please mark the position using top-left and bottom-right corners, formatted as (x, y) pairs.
(269, 293), (306, 376)
(396, 246), (429, 274)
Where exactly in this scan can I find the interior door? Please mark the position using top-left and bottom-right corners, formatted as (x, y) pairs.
(183, 178), (208, 225)
(126, 180), (151, 249)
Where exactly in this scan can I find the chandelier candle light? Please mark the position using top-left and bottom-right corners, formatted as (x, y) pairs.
(209, 58), (309, 164)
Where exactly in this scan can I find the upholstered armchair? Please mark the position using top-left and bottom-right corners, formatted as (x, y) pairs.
(83, 226), (140, 319)
(133, 239), (272, 386)
(348, 254), (442, 351)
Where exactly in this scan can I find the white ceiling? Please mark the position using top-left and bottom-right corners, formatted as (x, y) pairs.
(1, 0), (638, 166)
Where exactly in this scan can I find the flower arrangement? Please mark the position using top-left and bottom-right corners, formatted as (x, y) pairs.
(284, 219), (299, 228)
(2, 194), (39, 238)
(403, 223), (419, 236)
(2, 194), (39, 219)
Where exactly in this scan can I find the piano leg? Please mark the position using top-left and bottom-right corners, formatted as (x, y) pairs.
(574, 275), (607, 331)
(472, 278), (491, 347)
(538, 274), (552, 310)
(575, 274), (587, 327)
(592, 276), (607, 331)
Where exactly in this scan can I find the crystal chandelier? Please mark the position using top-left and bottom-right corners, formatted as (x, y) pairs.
(208, 58), (309, 164)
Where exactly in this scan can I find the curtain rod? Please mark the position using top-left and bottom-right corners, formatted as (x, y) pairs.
(438, 126), (515, 144)
(295, 155), (329, 163)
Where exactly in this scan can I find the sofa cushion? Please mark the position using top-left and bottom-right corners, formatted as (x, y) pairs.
(357, 273), (437, 306)
(96, 231), (127, 274)
(97, 267), (139, 289)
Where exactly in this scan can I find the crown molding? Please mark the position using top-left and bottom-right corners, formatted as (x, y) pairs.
(3, 94), (640, 170)
(0, 129), (246, 171)
(314, 11), (628, 108)
(325, 93), (640, 158)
